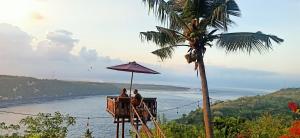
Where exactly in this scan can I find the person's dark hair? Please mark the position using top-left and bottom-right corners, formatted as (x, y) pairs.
(134, 89), (138, 93)
(122, 88), (127, 92)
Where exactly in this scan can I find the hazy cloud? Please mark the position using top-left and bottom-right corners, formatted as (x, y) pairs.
(0, 23), (298, 90)
(0, 24), (119, 79)
(0, 23), (33, 59)
(79, 47), (98, 61)
(36, 30), (79, 60)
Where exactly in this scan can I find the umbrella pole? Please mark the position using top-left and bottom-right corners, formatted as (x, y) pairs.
(129, 72), (133, 97)
(129, 72), (133, 122)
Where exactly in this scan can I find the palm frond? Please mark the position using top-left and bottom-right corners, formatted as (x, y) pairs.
(140, 26), (186, 47)
(156, 26), (188, 40)
(142, 0), (190, 31)
(216, 32), (284, 54)
(152, 45), (189, 60)
(209, 0), (240, 30)
(180, 0), (212, 22)
(167, 0), (187, 12)
(142, 0), (169, 22)
(215, 0), (240, 17)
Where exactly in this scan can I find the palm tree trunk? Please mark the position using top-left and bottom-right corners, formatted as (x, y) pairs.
(198, 57), (213, 138)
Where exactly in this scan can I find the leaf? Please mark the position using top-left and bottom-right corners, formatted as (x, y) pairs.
(142, 0), (190, 31)
(140, 26), (186, 47)
(152, 45), (189, 60)
(209, 0), (241, 30)
(216, 32), (284, 54)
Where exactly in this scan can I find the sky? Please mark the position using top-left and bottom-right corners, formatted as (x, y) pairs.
(0, 0), (299, 90)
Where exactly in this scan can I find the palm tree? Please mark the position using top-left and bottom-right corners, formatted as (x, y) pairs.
(139, 0), (284, 137)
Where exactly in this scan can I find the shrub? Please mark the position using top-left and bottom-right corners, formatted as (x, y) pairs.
(241, 114), (288, 138)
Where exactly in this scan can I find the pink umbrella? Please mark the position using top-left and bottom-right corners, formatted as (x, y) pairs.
(107, 61), (159, 96)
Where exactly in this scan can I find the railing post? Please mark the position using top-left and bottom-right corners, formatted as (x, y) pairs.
(122, 117), (125, 138)
(116, 117), (119, 138)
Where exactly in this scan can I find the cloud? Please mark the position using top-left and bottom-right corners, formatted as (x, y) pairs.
(79, 47), (98, 61)
(36, 30), (79, 60)
(0, 24), (119, 79)
(0, 23), (298, 90)
(47, 30), (78, 45)
(0, 23), (33, 59)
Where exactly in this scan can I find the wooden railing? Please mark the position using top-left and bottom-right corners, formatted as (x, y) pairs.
(142, 102), (166, 138)
(107, 97), (116, 116)
(106, 96), (161, 138)
(106, 96), (156, 119)
(130, 117), (141, 138)
(131, 104), (153, 138)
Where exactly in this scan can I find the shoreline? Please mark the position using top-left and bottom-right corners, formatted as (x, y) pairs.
(0, 88), (190, 108)
(0, 94), (115, 108)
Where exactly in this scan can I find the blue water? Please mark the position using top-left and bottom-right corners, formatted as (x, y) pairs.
(0, 88), (272, 137)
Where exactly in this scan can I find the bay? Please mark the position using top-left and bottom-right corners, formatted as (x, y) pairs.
(0, 88), (272, 137)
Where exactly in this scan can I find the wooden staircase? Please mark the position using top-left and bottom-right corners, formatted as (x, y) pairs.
(106, 96), (165, 138)
(130, 101), (166, 138)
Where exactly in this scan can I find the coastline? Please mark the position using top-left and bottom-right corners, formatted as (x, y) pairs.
(0, 88), (190, 108)
(0, 94), (116, 108)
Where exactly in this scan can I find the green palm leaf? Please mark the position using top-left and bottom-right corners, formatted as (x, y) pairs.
(142, 0), (190, 30)
(216, 32), (284, 53)
(209, 0), (240, 30)
(180, 0), (212, 21)
(152, 45), (189, 60)
(140, 26), (185, 47)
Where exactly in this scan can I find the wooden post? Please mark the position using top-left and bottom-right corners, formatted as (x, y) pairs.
(122, 117), (125, 138)
(136, 117), (139, 138)
(116, 117), (119, 138)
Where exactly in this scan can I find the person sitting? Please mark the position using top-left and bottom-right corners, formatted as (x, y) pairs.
(132, 89), (142, 107)
(119, 88), (129, 97)
(117, 88), (129, 114)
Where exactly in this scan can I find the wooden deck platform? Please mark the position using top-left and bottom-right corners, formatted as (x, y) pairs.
(106, 96), (165, 138)
(106, 96), (157, 120)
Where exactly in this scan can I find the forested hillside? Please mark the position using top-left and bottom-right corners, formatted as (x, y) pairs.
(176, 88), (300, 125)
(0, 75), (119, 100)
(0, 75), (189, 101)
(156, 88), (300, 138)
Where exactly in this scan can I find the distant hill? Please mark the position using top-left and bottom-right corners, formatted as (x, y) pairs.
(212, 88), (300, 118)
(176, 88), (300, 125)
(0, 75), (189, 107)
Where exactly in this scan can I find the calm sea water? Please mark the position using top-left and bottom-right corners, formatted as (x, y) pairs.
(0, 88), (272, 138)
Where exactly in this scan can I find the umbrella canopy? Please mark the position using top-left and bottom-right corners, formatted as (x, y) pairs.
(107, 61), (159, 74)
(107, 61), (159, 123)
(107, 61), (160, 95)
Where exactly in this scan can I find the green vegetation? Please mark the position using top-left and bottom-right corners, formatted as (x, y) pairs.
(0, 75), (119, 100)
(0, 112), (76, 138)
(212, 88), (300, 119)
(156, 88), (300, 138)
(0, 75), (188, 107)
(158, 114), (290, 138)
(240, 114), (288, 138)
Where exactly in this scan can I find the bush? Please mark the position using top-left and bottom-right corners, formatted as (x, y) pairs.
(213, 116), (245, 138)
(0, 112), (76, 138)
(160, 121), (204, 138)
(240, 114), (288, 138)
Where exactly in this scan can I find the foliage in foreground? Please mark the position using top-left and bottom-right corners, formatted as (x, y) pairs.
(280, 102), (300, 138)
(156, 114), (289, 138)
(176, 88), (300, 125)
(151, 88), (300, 138)
(0, 112), (76, 138)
